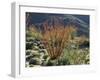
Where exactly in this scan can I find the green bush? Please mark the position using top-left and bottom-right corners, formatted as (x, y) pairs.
(26, 30), (42, 40)
(63, 47), (89, 65)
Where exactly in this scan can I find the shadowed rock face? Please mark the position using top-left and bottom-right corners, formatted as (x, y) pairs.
(26, 12), (89, 37)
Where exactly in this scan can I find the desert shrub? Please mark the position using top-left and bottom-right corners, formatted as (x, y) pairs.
(31, 52), (41, 58)
(46, 59), (58, 66)
(43, 55), (48, 60)
(26, 37), (35, 42)
(57, 57), (70, 65)
(45, 60), (54, 66)
(26, 25), (43, 40)
(41, 18), (77, 60)
(57, 50), (71, 65)
(63, 47), (89, 65)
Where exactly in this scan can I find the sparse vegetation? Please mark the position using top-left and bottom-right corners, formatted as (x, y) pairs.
(25, 14), (90, 67)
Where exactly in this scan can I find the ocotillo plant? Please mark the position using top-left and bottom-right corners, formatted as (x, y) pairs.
(41, 16), (76, 60)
